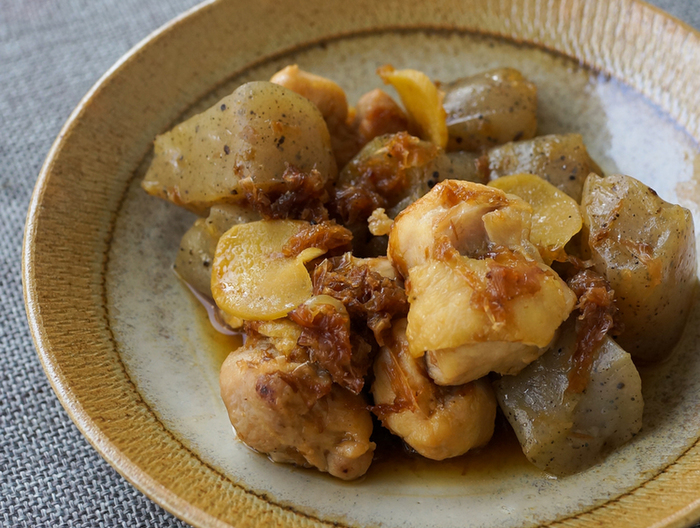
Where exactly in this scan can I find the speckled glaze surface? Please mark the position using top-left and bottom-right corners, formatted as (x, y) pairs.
(23, 1), (700, 527)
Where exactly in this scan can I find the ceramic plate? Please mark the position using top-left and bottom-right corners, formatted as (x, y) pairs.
(23, 0), (700, 527)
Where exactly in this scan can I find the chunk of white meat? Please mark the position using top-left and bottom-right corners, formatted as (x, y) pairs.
(493, 319), (643, 475)
(219, 333), (375, 480)
(371, 319), (496, 460)
(388, 180), (576, 385)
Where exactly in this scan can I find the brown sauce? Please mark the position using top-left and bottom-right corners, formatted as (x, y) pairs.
(186, 276), (537, 482)
(364, 415), (537, 485)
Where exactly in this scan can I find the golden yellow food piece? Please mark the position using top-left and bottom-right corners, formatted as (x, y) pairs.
(270, 64), (349, 126)
(211, 220), (325, 321)
(489, 173), (582, 263)
(377, 65), (448, 149)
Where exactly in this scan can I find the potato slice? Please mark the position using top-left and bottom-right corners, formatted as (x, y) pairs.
(175, 204), (261, 298)
(489, 173), (582, 263)
(377, 66), (448, 149)
(211, 220), (325, 321)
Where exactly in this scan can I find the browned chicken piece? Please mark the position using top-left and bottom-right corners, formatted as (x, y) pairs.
(271, 64), (362, 169)
(581, 174), (696, 363)
(354, 88), (409, 144)
(443, 68), (537, 152)
(479, 133), (602, 202)
(388, 180), (576, 385)
(372, 319), (496, 460)
(220, 327), (375, 480)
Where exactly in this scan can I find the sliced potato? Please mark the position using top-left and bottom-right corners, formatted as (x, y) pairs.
(493, 318), (643, 476)
(211, 220), (325, 321)
(377, 66), (448, 149)
(142, 81), (337, 215)
(174, 204), (261, 298)
(581, 174), (696, 363)
(489, 173), (582, 263)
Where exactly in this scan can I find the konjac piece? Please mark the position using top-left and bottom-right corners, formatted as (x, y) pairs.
(480, 133), (602, 202)
(442, 68), (537, 152)
(581, 174), (696, 363)
(493, 319), (643, 475)
(142, 81), (337, 215)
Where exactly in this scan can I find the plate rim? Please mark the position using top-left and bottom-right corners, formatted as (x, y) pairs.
(22, 0), (700, 527)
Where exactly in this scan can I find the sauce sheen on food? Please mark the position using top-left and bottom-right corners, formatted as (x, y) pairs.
(143, 63), (696, 480)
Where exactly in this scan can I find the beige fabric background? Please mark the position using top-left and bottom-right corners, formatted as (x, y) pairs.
(2, 1), (699, 526)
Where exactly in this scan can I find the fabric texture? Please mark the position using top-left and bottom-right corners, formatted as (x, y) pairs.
(1, 1), (699, 526)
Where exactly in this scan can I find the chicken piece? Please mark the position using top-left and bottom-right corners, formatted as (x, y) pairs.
(220, 331), (375, 480)
(493, 318), (643, 475)
(270, 65), (362, 169)
(271, 65), (348, 126)
(581, 174), (696, 362)
(389, 180), (576, 385)
(479, 133), (602, 202)
(354, 89), (409, 144)
(443, 68), (537, 152)
(371, 319), (496, 460)
(142, 82), (337, 215)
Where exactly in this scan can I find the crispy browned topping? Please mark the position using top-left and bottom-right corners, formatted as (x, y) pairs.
(312, 254), (409, 344)
(451, 254), (545, 324)
(289, 299), (368, 394)
(566, 269), (620, 394)
(240, 165), (329, 222)
(434, 178), (507, 209)
(370, 332), (417, 421)
(281, 221), (353, 259)
(333, 132), (439, 224)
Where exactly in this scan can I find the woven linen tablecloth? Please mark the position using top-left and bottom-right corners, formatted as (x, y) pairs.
(2, 1), (700, 526)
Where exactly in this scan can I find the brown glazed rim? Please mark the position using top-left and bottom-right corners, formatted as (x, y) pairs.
(22, 0), (700, 527)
